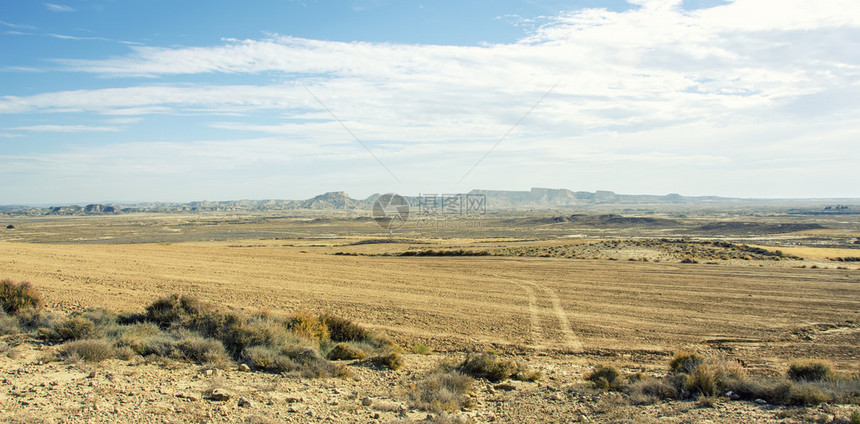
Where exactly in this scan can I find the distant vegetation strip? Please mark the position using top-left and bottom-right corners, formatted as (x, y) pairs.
(496, 239), (803, 262)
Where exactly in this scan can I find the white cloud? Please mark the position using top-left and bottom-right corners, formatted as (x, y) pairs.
(10, 125), (121, 132)
(44, 3), (75, 12)
(2, 0), (859, 200)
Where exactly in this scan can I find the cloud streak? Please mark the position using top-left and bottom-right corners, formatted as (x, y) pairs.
(1, 0), (859, 201)
(44, 3), (75, 12)
(9, 125), (121, 133)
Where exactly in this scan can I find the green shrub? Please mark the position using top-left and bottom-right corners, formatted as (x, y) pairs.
(409, 371), (474, 413)
(585, 364), (625, 391)
(850, 411), (860, 424)
(787, 359), (834, 382)
(0, 279), (41, 314)
(370, 352), (404, 370)
(52, 316), (97, 341)
(413, 344), (432, 355)
(59, 339), (114, 362)
(327, 343), (367, 360)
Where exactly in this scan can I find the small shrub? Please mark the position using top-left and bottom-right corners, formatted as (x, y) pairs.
(789, 383), (830, 405)
(458, 353), (519, 382)
(145, 294), (205, 327)
(669, 351), (704, 374)
(59, 339), (114, 362)
(0, 313), (20, 335)
(697, 394), (720, 408)
(80, 308), (117, 327)
(323, 315), (372, 342)
(142, 333), (177, 357)
(409, 371), (474, 413)
(327, 343), (366, 360)
(370, 352), (404, 370)
(289, 311), (330, 342)
(686, 362), (719, 397)
(15, 307), (56, 332)
(51, 316), (97, 341)
(586, 364), (625, 391)
(413, 344), (432, 355)
(787, 359), (834, 382)
(627, 378), (677, 404)
(286, 347), (349, 378)
(0, 279), (41, 314)
(174, 333), (231, 366)
(850, 411), (860, 424)
(114, 346), (136, 360)
(242, 345), (280, 371)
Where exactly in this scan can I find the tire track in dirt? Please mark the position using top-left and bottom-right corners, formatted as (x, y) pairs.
(526, 280), (583, 353)
(494, 274), (582, 353)
(506, 279), (545, 350)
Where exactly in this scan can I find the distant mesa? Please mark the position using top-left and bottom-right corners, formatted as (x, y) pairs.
(2, 188), (858, 216)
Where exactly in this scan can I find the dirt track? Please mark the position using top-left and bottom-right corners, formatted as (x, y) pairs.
(3, 240), (858, 372)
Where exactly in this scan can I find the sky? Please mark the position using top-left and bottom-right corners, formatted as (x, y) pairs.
(1, 0), (859, 204)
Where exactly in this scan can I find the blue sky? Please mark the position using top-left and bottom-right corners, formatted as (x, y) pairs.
(1, 0), (859, 204)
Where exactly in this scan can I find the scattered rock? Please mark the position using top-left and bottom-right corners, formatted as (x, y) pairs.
(360, 397), (373, 407)
(176, 392), (200, 401)
(238, 364), (251, 372)
(238, 397), (252, 408)
(209, 388), (232, 402)
(726, 391), (740, 400)
(494, 383), (516, 391)
(754, 398), (767, 405)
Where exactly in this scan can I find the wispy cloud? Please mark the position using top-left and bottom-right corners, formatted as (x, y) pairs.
(0, 20), (37, 30)
(2, 0), (859, 200)
(44, 3), (75, 12)
(10, 125), (121, 132)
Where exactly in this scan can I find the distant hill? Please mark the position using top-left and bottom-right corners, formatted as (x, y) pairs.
(1, 188), (858, 216)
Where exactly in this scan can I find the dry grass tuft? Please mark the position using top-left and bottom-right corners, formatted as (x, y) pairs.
(59, 339), (114, 362)
(585, 364), (625, 391)
(409, 371), (475, 413)
(327, 343), (367, 361)
(0, 279), (41, 314)
(457, 352), (538, 383)
(787, 359), (834, 382)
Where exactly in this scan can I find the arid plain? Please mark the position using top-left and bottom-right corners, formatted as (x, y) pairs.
(1, 210), (859, 423)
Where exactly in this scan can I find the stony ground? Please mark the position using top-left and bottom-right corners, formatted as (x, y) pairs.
(2, 339), (859, 423)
